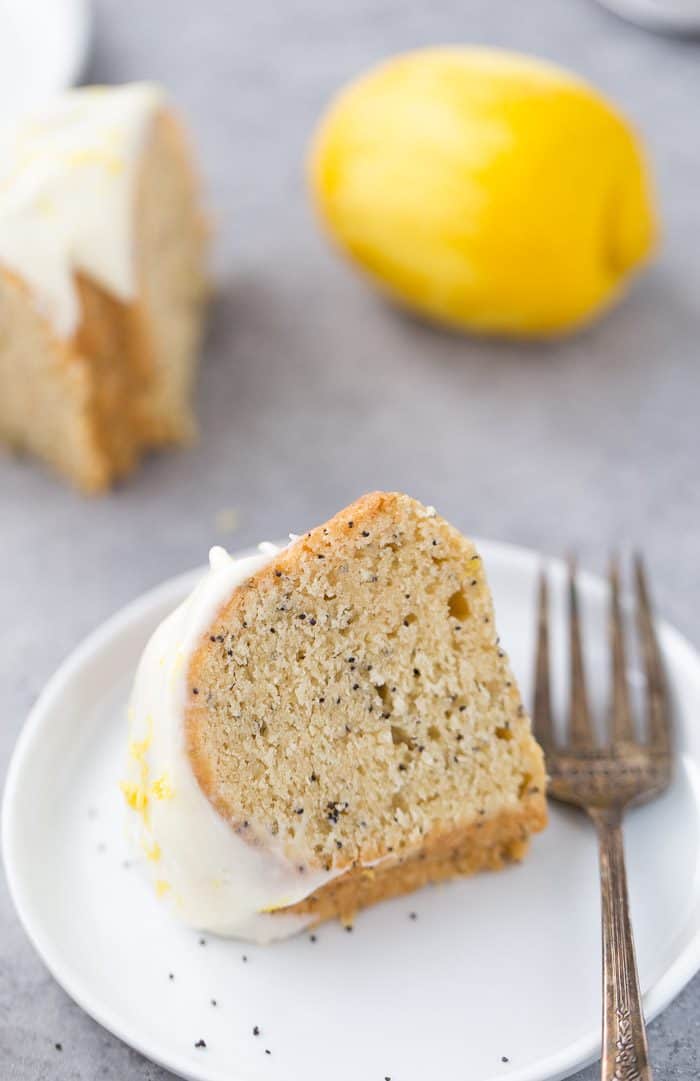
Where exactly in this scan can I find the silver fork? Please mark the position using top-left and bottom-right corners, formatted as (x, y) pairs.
(533, 555), (672, 1081)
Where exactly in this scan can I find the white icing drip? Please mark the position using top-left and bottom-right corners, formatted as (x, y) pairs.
(0, 83), (164, 335)
(124, 543), (339, 942)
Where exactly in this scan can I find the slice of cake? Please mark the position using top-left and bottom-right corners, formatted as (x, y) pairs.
(123, 492), (546, 941)
(0, 83), (207, 491)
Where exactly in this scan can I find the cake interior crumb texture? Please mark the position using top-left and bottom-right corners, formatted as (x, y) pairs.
(0, 111), (207, 492)
(187, 492), (547, 926)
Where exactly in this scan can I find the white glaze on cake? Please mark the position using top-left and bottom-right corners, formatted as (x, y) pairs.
(122, 544), (339, 942)
(0, 83), (164, 336)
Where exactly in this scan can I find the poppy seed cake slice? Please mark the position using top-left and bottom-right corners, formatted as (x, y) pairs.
(124, 492), (547, 940)
(0, 83), (207, 491)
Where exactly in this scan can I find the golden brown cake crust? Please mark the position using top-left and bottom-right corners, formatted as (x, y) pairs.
(282, 801), (547, 926)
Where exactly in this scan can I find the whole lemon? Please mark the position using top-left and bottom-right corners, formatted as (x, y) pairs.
(309, 48), (657, 337)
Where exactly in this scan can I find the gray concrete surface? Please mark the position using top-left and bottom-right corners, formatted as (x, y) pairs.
(2, 0), (700, 1077)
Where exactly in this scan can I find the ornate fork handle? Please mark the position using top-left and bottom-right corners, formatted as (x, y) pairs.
(590, 806), (652, 1081)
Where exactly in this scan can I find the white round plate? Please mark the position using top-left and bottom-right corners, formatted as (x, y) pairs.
(4, 541), (700, 1081)
(0, 0), (91, 125)
(595, 0), (700, 33)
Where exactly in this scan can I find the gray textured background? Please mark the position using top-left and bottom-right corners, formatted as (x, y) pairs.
(2, 0), (700, 1077)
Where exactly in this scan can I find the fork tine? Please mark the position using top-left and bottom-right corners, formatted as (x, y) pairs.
(533, 568), (554, 748)
(608, 554), (635, 745)
(634, 553), (671, 753)
(568, 555), (595, 747)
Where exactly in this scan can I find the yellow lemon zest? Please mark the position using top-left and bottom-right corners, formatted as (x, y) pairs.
(63, 147), (124, 174)
(119, 780), (147, 813)
(123, 715), (154, 823)
(143, 838), (162, 862)
(151, 774), (175, 801)
(260, 897), (293, 913)
(155, 880), (171, 897)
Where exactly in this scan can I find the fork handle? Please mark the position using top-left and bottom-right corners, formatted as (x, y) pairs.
(590, 806), (652, 1081)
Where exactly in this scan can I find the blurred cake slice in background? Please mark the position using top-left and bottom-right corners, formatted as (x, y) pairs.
(0, 83), (207, 492)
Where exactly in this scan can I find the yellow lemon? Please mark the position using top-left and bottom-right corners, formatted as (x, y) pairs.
(309, 48), (657, 337)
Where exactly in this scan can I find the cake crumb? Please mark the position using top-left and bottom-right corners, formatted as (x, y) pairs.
(215, 507), (239, 534)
